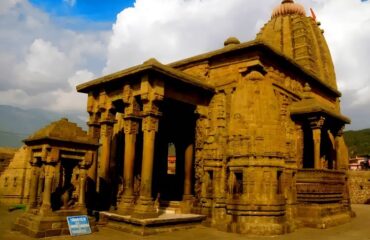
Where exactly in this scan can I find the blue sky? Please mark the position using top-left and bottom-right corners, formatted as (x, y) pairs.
(29, 0), (134, 23)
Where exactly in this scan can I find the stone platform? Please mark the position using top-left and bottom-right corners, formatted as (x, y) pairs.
(296, 203), (353, 228)
(99, 211), (206, 236)
(12, 209), (97, 238)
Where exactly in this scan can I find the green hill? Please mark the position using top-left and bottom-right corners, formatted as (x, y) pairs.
(344, 128), (370, 157)
(0, 105), (87, 148)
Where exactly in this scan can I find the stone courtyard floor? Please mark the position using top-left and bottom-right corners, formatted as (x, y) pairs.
(0, 204), (369, 240)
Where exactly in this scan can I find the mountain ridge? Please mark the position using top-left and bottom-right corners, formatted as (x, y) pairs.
(0, 105), (87, 147)
(344, 128), (370, 157)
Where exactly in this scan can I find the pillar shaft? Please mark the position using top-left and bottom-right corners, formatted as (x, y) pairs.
(140, 127), (156, 198)
(78, 168), (87, 206)
(335, 135), (348, 170)
(134, 115), (159, 218)
(99, 123), (113, 182)
(313, 128), (321, 169)
(118, 119), (139, 213)
(28, 164), (39, 208)
(309, 116), (325, 169)
(123, 133), (136, 195)
(40, 165), (54, 214)
(123, 120), (139, 196)
(87, 121), (100, 184)
(183, 143), (194, 197)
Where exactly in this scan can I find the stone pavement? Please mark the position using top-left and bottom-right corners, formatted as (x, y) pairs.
(0, 204), (369, 240)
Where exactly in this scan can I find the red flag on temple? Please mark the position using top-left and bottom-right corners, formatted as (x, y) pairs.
(310, 8), (317, 21)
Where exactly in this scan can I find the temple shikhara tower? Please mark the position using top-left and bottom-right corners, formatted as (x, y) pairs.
(7, 0), (354, 237)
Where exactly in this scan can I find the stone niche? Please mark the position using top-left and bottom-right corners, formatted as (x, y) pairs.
(12, 118), (99, 238)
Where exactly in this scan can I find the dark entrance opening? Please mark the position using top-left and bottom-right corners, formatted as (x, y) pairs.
(320, 130), (335, 169)
(152, 99), (196, 202)
(303, 124), (314, 168)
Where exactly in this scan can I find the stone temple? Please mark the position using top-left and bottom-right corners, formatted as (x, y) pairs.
(8, 0), (354, 237)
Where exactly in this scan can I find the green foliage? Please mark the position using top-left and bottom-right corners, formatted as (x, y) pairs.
(344, 128), (370, 157)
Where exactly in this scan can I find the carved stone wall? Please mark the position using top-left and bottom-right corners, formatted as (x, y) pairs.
(348, 170), (370, 204)
(296, 169), (346, 203)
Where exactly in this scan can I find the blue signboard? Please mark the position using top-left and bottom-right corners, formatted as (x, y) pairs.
(66, 215), (92, 236)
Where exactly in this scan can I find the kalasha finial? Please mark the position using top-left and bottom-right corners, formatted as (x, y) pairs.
(272, 0), (306, 18)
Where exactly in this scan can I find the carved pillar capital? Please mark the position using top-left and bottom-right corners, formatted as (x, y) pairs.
(142, 115), (159, 132)
(79, 151), (94, 170)
(99, 111), (115, 125)
(309, 116), (325, 130)
(29, 152), (39, 166)
(98, 90), (116, 124)
(123, 119), (140, 135)
(41, 146), (60, 164)
(142, 100), (162, 117)
(123, 84), (141, 117)
(140, 74), (164, 104)
(140, 73), (164, 116)
(141, 97), (162, 132)
(332, 125), (345, 137)
(99, 110), (115, 138)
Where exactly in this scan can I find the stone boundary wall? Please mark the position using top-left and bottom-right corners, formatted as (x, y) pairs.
(348, 170), (370, 204)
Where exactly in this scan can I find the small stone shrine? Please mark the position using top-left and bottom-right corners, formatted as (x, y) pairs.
(12, 118), (99, 237)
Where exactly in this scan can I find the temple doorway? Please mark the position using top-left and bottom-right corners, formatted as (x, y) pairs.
(152, 100), (196, 202)
(302, 125), (314, 168)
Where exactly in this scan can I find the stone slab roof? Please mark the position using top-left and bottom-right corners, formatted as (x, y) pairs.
(169, 40), (341, 98)
(76, 58), (214, 94)
(24, 118), (97, 146)
(290, 98), (350, 124)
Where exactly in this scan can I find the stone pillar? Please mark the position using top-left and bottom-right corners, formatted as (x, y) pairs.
(98, 109), (115, 189)
(86, 94), (101, 194)
(333, 126), (347, 170)
(87, 117), (100, 183)
(28, 162), (40, 209)
(134, 115), (159, 218)
(181, 143), (194, 213)
(133, 74), (163, 218)
(118, 118), (139, 212)
(310, 116), (325, 169)
(183, 143), (194, 199)
(39, 164), (55, 215)
(76, 166), (88, 212)
(312, 128), (321, 169)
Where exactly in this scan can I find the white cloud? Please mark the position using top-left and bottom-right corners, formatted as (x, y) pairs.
(0, 0), (369, 130)
(13, 38), (74, 93)
(0, 0), (108, 113)
(0, 69), (93, 112)
(103, 0), (276, 74)
(63, 0), (76, 7)
(0, 0), (22, 14)
(50, 70), (94, 112)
